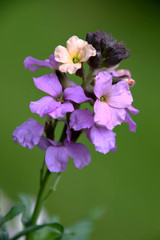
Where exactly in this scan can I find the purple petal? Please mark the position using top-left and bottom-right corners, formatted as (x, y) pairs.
(37, 136), (61, 150)
(109, 70), (119, 77)
(45, 146), (69, 172)
(94, 71), (112, 98)
(125, 110), (137, 132)
(37, 136), (52, 150)
(48, 54), (61, 69)
(70, 109), (94, 131)
(24, 57), (53, 72)
(110, 107), (126, 128)
(33, 74), (62, 98)
(30, 96), (61, 117)
(49, 101), (74, 119)
(65, 142), (91, 169)
(128, 105), (139, 115)
(117, 69), (131, 78)
(94, 100), (113, 130)
(108, 81), (133, 108)
(87, 125), (116, 154)
(12, 118), (44, 149)
(24, 55), (60, 72)
(64, 86), (92, 103)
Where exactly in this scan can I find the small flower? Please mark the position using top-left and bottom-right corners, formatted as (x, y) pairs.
(86, 30), (130, 68)
(30, 73), (91, 118)
(70, 109), (116, 154)
(12, 119), (91, 172)
(110, 69), (135, 87)
(12, 118), (44, 149)
(54, 36), (96, 74)
(93, 71), (133, 130)
(40, 120), (91, 172)
(24, 54), (60, 72)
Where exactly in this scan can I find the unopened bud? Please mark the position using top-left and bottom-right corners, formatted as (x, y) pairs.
(123, 78), (135, 86)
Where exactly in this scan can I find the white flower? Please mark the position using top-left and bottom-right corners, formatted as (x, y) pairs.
(54, 36), (96, 74)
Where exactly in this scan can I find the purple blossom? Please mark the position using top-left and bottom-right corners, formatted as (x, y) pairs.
(43, 140), (91, 172)
(24, 54), (60, 72)
(125, 105), (139, 132)
(94, 71), (133, 130)
(37, 120), (91, 172)
(30, 73), (91, 118)
(12, 118), (44, 149)
(110, 69), (135, 87)
(12, 118), (91, 172)
(70, 109), (116, 154)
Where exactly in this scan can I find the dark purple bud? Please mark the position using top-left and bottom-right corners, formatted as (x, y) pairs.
(76, 67), (85, 79)
(88, 51), (101, 69)
(86, 30), (130, 68)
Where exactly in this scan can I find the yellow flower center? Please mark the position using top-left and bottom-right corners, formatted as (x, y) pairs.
(72, 57), (80, 64)
(57, 96), (65, 103)
(100, 95), (106, 102)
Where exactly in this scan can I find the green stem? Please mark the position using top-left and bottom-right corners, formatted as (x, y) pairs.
(26, 121), (67, 240)
(40, 159), (45, 185)
(26, 169), (51, 240)
(82, 68), (95, 88)
(42, 173), (61, 202)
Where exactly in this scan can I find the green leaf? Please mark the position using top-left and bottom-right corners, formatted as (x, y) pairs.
(19, 194), (31, 225)
(30, 227), (61, 240)
(11, 222), (64, 240)
(61, 206), (106, 240)
(62, 220), (93, 240)
(0, 204), (25, 227)
(0, 231), (9, 240)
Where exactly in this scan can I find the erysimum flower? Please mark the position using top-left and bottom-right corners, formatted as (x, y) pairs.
(24, 54), (60, 72)
(54, 36), (96, 74)
(12, 119), (91, 172)
(110, 69), (135, 87)
(30, 73), (91, 118)
(94, 71), (133, 130)
(39, 121), (91, 172)
(12, 118), (44, 149)
(70, 109), (116, 154)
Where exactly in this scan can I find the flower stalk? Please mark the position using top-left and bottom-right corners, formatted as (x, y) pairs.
(11, 30), (139, 239)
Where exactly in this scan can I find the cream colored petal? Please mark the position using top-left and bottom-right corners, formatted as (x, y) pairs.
(80, 44), (96, 62)
(54, 46), (71, 63)
(67, 36), (88, 57)
(59, 63), (81, 74)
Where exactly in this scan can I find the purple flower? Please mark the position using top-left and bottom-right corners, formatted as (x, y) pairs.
(12, 118), (44, 149)
(94, 71), (133, 130)
(110, 69), (135, 87)
(13, 118), (91, 172)
(24, 54), (60, 72)
(70, 109), (116, 154)
(125, 105), (139, 132)
(38, 120), (91, 172)
(30, 73), (91, 118)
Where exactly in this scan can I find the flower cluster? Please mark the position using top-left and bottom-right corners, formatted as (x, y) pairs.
(13, 31), (139, 172)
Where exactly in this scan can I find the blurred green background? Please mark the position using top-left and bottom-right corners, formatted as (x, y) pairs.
(1, 0), (160, 239)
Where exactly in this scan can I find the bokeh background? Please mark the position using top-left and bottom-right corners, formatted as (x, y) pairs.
(1, 0), (160, 239)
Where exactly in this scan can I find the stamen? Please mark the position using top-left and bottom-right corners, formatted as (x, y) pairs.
(100, 95), (106, 102)
(72, 57), (79, 64)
